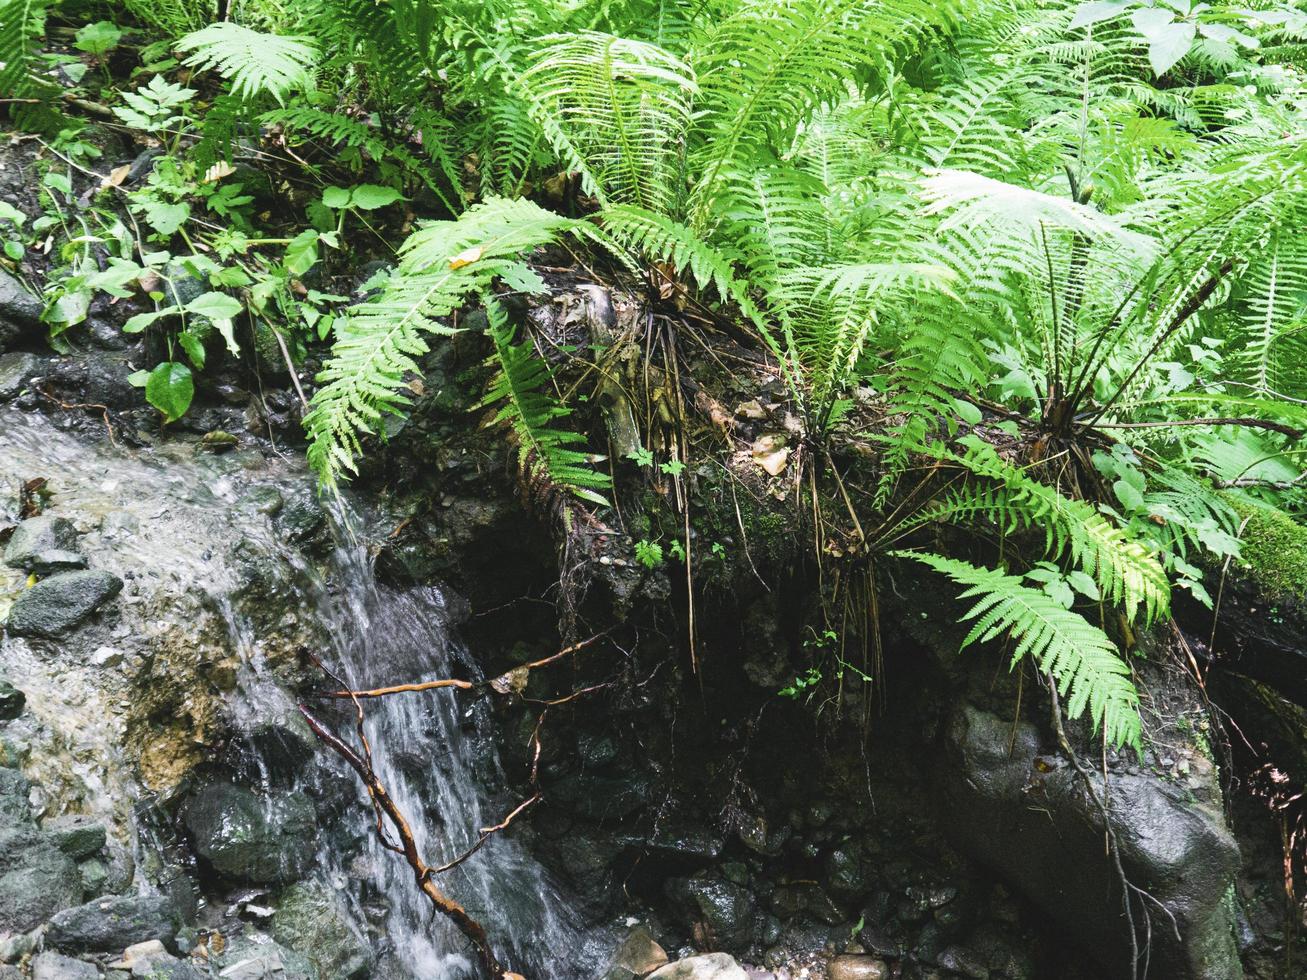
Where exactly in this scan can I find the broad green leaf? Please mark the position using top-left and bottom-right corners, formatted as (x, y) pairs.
(349, 184), (404, 210)
(186, 291), (243, 320)
(1132, 8), (1195, 74)
(75, 21), (123, 56)
(142, 200), (190, 236)
(321, 187), (352, 209)
(1069, 0), (1131, 29)
(123, 309), (169, 333)
(145, 361), (194, 422)
(178, 330), (206, 369)
(285, 229), (319, 276)
(3, 241), (23, 261)
(213, 317), (241, 356)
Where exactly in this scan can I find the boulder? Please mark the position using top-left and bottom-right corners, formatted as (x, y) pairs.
(45, 894), (182, 953)
(180, 783), (315, 885)
(6, 570), (123, 639)
(0, 269), (41, 352)
(936, 705), (1242, 980)
(29, 952), (99, 980)
(210, 935), (318, 980)
(110, 939), (207, 979)
(665, 877), (755, 949)
(269, 882), (372, 979)
(0, 352), (40, 400)
(3, 516), (80, 571)
(0, 681), (23, 721)
(647, 954), (748, 980)
(0, 826), (81, 931)
(0, 767), (32, 823)
(43, 815), (108, 859)
(603, 924), (668, 979)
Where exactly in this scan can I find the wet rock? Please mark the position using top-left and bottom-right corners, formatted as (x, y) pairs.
(0, 930), (37, 963)
(269, 882), (373, 979)
(938, 705), (1242, 980)
(0, 352), (40, 399)
(665, 876), (756, 948)
(180, 783), (315, 885)
(0, 767), (32, 822)
(0, 681), (24, 720)
(770, 881), (845, 925)
(210, 935), (318, 980)
(3, 515), (79, 571)
(79, 857), (108, 898)
(604, 924), (669, 978)
(30, 952), (99, 980)
(826, 844), (876, 897)
(43, 814), (108, 859)
(0, 826), (82, 931)
(46, 894), (183, 953)
(110, 939), (206, 978)
(647, 953), (748, 980)
(828, 956), (888, 980)
(274, 490), (325, 543)
(0, 269), (42, 352)
(6, 570), (123, 638)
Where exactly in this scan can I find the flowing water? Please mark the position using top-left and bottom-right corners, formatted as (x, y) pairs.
(0, 408), (585, 977)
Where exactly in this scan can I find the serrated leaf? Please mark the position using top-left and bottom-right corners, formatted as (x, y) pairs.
(145, 361), (194, 422)
(123, 309), (169, 333)
(178, 330), (206, 369)
(285, 229), (319, 276)
(321, 186), (351, 209)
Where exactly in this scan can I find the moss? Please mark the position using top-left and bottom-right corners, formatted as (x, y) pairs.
(1233, 501), (1307, 602)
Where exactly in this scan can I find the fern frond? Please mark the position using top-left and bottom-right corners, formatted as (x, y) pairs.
(0, 0), (62, 131)
(178, 23), (318, 104)
(897, 551), (1142, 749)
(305, 198), (579, 482)
(479, 297), (612, 505)
(923, 437), (1172, 624)
(518, 31), (696, 211)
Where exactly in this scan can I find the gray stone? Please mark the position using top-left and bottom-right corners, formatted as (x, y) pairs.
(0, 766), (32, 823)
(25, 550), (91, 575)
(4, 516), (79, 571)
(938, 705), (1243, 980)
(269, 883), (373, 979)
(211, 936), (318, 980)
(665, 877), (756, 949)
(0, 352), (40, 399)
(0, 826), (81, 931)
(0, 930), (37, 963)
(79, 857), (109, 898)
(0, 269), (41, 352)
(30, 952), (100, 980)
(44, 815), (108, 859)
(46, 894), (182, 953)
(0, 681), (24, 721)
(647, 954), (748, 980)
(180, 783), (315, 885)
(828, 956), (888, 980)
(604, 924), (668, 979)
(6, 570), (123, 639)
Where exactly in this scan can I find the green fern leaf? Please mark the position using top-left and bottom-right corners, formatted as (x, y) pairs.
(178, 23), (318, 104)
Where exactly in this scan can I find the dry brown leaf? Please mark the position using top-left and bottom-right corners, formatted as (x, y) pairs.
(489, 666), (530, 696)
(735, 399), (767, 419)
(448, 245), (484, 269)
(101, 164), (130, 190)
(751, 433), (790, 476)
(202, 161), (236, 183)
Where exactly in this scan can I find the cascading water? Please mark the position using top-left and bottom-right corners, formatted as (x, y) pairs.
(0, 407), (590, 978)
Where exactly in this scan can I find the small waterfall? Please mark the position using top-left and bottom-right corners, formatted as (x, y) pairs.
(293, 534), (584, 978)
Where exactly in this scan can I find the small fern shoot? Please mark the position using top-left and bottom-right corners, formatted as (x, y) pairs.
(896, 551), (1142, 750)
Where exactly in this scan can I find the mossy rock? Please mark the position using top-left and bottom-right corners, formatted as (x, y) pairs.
(1233, 502), (1307, 603)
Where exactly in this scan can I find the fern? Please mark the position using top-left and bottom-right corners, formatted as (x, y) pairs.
(0, 0), (61, 131)
(897, 551), (1142, 749)
(919, 437), (1172, 623)
(305, 197), (580, 482)
(177, 23), (319, 105)
(479, 297), (612, 505)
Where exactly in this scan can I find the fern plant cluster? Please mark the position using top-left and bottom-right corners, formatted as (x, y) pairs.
(5, 0), (1307, 748)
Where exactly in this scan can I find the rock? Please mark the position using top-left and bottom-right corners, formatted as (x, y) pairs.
(269, 883), (372, 979)
(665, 877), (756, 948)
(0, 826), (81, 931)
(938, 705), (1242, 980)
(211, 935), (318, 980)
(0, 268), (42, 352)
(0, 351), (40, 399)
(0, 930), (37, 963)
(30, 952), (99, 980)
(6, 570), (123, 639)
(79, 857), (109, 898)
(0, 767), (32, 823)
(180, 783), (315, 885)
(604, 924), (668, 978)
(3, 515), (79, 571)
(770, 882), (845, 925)
(108, 939), (205, 978)
(0, 681), (24, 721)
(274, 490), (325, 543)
(43, 814), (108, 859)
(828, 956), (888, 980)
(647, 954), (748, 980)
(46, 894), (182, 953)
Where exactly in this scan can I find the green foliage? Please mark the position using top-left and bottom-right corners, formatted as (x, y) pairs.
(898, 551), (1142, 749)
(177, 23), (318, 104)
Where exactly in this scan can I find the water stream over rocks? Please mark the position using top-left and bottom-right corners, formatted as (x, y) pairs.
(0, 407), (586, 978)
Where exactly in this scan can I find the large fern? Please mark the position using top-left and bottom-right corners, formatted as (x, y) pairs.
(177, 23), (319, 105)
(304, 197), (581, 481)
(897, 551), (1142, 749)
